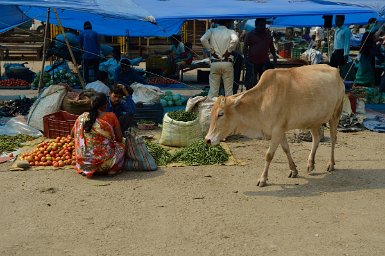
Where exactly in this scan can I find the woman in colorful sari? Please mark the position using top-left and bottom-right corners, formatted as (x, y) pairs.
(73, 93), (126, 178)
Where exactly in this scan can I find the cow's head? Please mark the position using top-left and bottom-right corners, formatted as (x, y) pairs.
(205, 95), (243, 145)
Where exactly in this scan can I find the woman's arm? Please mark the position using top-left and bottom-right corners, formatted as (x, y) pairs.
(114, 122), (123, 143)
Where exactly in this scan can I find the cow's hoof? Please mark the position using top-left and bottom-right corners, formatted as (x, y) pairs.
(326, 163), (335, 172)
(307, 165), (315, 173)
(257, 179), (267, 187)
(288, 169), (298, 178)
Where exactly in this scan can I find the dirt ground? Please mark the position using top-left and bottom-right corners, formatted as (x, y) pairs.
(1, 129), (385, 256)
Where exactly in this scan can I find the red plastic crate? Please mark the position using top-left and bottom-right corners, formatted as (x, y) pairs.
(278, 50), (291, 59)
(43, 111), (79, 138)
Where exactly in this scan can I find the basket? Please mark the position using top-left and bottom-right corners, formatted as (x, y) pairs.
(43, 111), (78, 138)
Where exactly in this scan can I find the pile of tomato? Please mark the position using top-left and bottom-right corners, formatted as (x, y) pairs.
(20, 135), (76, 167)
(0, 78), (30, 87)
(147, 77), (180, 85)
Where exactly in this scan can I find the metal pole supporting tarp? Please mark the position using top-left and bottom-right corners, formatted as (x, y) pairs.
(53, 8), (86, 89)
(38, 8), (51, 93)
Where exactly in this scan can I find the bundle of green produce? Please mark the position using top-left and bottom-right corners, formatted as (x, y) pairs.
(160, 91), (186, 107)
(32, 70), (80, 88)
(168, 110), (197, 122)
(171, 140), (229, 166)
(0, 134), (35, 154)
(31, 72), (51, 88)
(144, 140), (172, 166)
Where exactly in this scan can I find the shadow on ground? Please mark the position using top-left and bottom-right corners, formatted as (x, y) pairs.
(244, 168), (385, 198)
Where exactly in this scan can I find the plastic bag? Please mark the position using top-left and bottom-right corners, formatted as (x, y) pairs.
(131, 82), (164, 104)
(0, 117), (42, 137)
(186, 96), (216, 136)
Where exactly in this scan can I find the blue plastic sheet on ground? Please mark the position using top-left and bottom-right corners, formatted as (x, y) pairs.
(363, 105), (385, 132)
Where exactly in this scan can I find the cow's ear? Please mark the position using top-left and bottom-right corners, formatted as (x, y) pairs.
(219, 96), (226, 106)
(233, 94), (243, 107)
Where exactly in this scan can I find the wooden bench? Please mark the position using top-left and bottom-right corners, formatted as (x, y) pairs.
(179, 62), (210, 82)
(0, 44), (43, 60)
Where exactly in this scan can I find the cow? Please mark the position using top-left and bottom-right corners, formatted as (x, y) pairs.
(205, 64), (345, 187)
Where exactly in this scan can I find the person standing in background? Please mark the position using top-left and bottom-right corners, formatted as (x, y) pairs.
(232, 27), (245, 94)
(330, 15), (351, 69)
(314, 26), (325, 52)
(243, 18), (277, 90)
(79, 21), (100, 83)
(200, 19), (239, 98)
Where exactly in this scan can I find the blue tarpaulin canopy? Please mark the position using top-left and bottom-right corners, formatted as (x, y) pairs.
(137, 0), (377, 20)
(0, 0), (381, 36)
(313, 1), (385, 17)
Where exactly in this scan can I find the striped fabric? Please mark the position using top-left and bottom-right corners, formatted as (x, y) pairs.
(125, 133), (157, 171)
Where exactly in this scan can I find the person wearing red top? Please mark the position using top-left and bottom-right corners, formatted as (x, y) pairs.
(243, 18), (277, 89)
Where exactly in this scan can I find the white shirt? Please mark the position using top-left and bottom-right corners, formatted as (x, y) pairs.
(315, 27), (324, 41)
(200, 26), (239, 60)
(85, 80), (111, 95)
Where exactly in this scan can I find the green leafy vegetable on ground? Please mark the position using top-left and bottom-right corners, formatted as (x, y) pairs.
(144, 140), (172, 166)
(0, 135), (36, 154)
(145, 139), (229, 166)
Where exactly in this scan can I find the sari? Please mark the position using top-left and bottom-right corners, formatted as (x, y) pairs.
(73, 112), (125, 177)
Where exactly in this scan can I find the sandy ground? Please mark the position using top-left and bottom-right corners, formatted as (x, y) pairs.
(0, 129), (385, 256)
(1, 61), (385, 255)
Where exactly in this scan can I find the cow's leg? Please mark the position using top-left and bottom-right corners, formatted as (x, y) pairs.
(307, 127), (321, 173)
(327, 119), (338, 172)
(327, 100), (343, 172)
(257, 133), (282, 187)
(280, 134), (298, 178)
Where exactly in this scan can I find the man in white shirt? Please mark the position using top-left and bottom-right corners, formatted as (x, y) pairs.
(200, 20), (239, 97)
(85, 71), (111, 95)
(314, 26), (324, 51)
(330, 15), (351, 68)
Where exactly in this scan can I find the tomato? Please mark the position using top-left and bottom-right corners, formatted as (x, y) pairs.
(46, 156), (52, 161)
(46, 160), (52, 166)
(26, 156), (33, 162)
(34, 156), (40, 161)
(38, 153), (44, 158)
(71, 160), (76, 165)
(53, 162), (59, 167)
(29, 162), (35, 166)
(58, 161), (64, 167)
(35, 161), (40, 166)
(65, 155), (71, 160)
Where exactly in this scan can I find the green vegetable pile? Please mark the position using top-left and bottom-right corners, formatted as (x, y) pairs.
(172, 140), (229, 166)
(168, 110), (197, 122)
(32, 70), (80, 88)
(145, 139), (229, 166)
(160, 90), (186, 107)
(0, 134), (36, 154)
(144, 140), (172, 166)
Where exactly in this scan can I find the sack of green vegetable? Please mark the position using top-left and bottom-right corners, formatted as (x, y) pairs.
(185, 96), (215, 136)
(159, 110), (202, 147)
